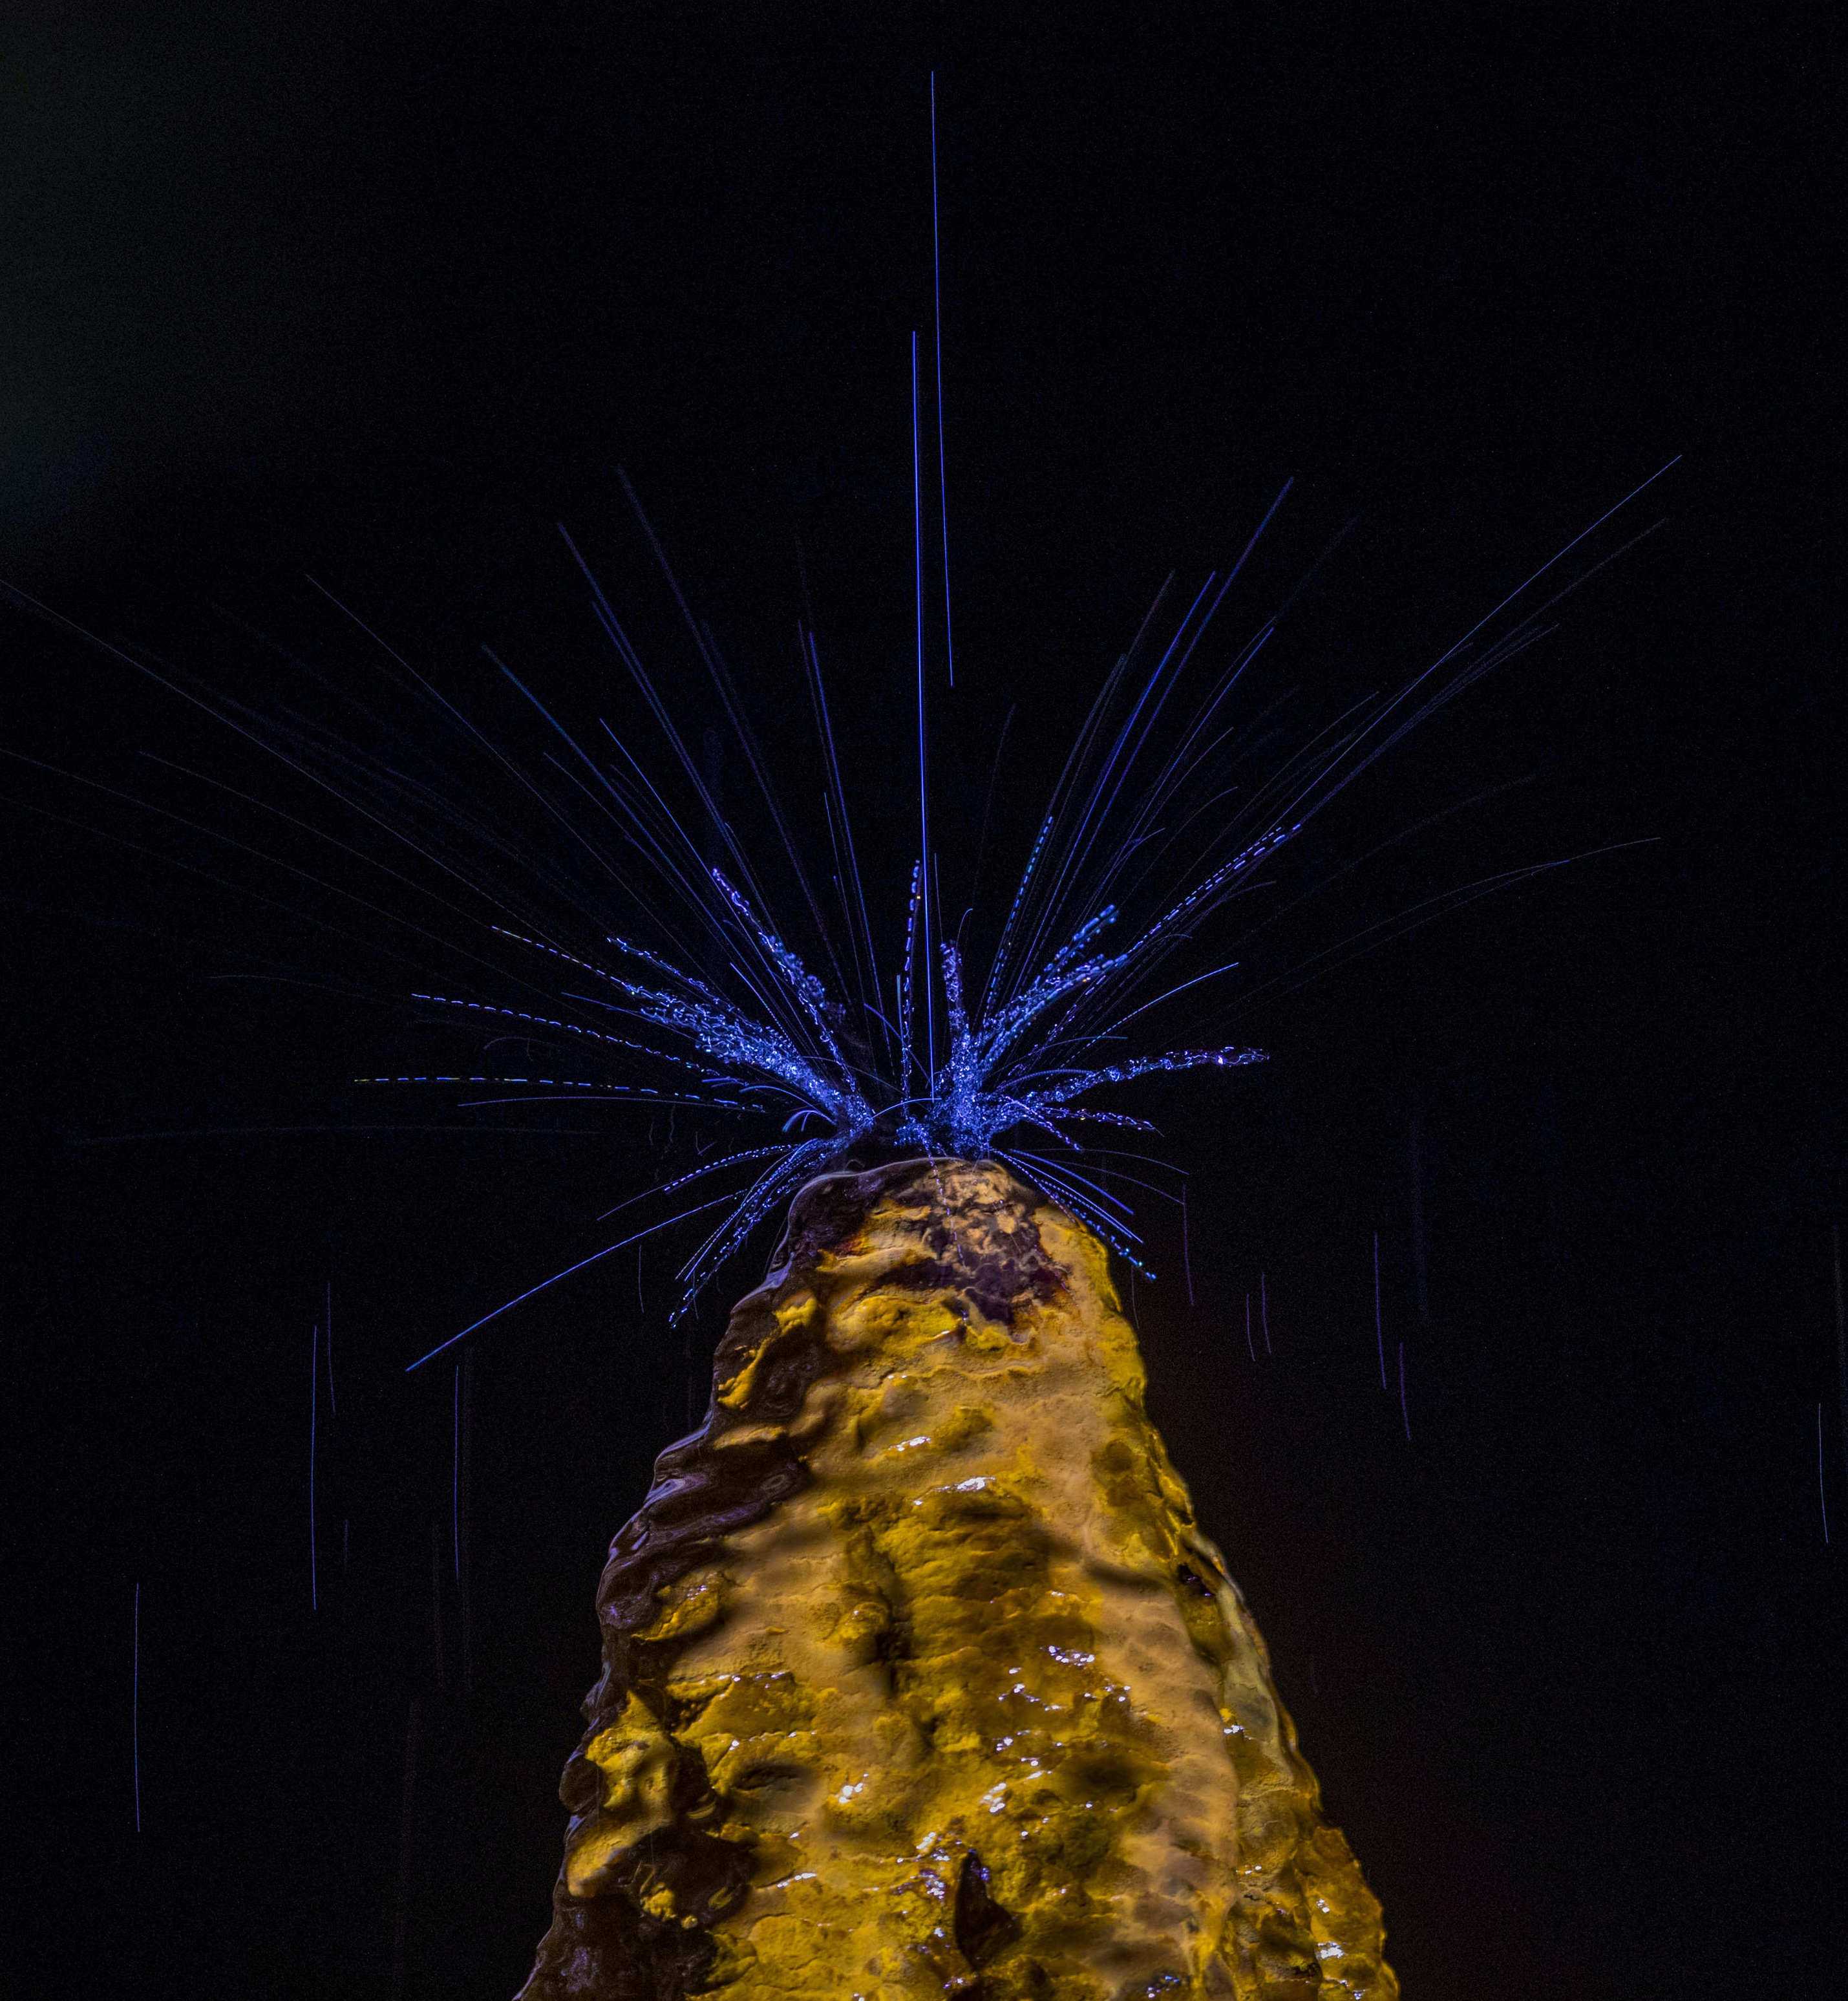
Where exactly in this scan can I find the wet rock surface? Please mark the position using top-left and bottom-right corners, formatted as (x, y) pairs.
(516, 1159), (1396, 2000)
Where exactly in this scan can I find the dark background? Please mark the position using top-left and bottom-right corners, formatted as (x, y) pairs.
(4, 8), (1838, 1999)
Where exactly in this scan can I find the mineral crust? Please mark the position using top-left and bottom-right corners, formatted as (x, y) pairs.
(516, 1158), (1396, 2000)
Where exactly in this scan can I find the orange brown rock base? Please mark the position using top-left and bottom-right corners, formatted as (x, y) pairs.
(515, 1159), (1397, 2000)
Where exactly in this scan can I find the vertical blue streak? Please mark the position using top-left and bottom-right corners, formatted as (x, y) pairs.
(1820, 1403), (1831, 1545)
(309, 1322), (319, 1611)
(132, 1581), (142, 1833)
(1182, 1185), (1195, 1307)
(930, 72), (955, 687)
(912, 332), (935, 1080)
(452, 1364), (462, 1579)
(1374, 1232), (1386, 1389)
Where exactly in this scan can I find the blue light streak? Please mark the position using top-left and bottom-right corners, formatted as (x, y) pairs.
(52, 463), (1665, 1363)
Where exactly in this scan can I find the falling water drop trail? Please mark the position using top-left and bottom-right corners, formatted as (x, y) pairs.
(391, 1698), (421, 2000)
(1409, 1109), (1430, 1329)
(1181, 1185), (1195, 1308)
(131, 1581), (142, 1833)
(1244, 1292), (1256, 1362)
(1833, 1223), (1846, 1492)
(1373, 1232), (1386, 1390)
(910, 327), (935, 1084)
(1818, 1403), (1831, 1546)
(461, 1352), (475, 1694)
(451, 1364), (462, 1581)
(309, 1322), (319, 1611)
(929, 70), (955, 688)
(430, 1523), (447, 1700)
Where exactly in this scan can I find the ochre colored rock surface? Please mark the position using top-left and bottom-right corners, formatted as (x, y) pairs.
(516, 1159), (1396, 2000)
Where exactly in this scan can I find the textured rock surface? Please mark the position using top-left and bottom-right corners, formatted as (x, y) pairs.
(516, 1159), (1396, 2000)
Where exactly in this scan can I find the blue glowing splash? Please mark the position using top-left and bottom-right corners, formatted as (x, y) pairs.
(365, 458), (1670, 1369)
(3, 452), (1671, 1369)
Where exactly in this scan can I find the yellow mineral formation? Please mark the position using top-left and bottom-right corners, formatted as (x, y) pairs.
(517, 1159), (1396, 2000)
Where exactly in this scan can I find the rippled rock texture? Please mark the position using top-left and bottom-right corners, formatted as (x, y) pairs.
(516, 1159), (1396, 2000)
